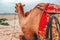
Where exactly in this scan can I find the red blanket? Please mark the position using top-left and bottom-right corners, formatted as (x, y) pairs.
(38, 3), (60, 38)
(38, 4), (50, 38)
(38, 12), (50, 38)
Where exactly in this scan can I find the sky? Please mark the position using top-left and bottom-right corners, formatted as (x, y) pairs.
(0, 0), (60, 13)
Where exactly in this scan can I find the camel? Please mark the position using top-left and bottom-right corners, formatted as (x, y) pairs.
(15, 3), (46, 40)
(15, 3), (60, 40)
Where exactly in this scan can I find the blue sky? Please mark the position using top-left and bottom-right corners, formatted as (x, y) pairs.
(0, 0), (60, 13)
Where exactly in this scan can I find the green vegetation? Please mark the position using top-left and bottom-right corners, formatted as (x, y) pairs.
(0, 18), (9, 26)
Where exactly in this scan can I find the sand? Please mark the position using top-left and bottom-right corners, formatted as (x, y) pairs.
(0, 14), (22, 40)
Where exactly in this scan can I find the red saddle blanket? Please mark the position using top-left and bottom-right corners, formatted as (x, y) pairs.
(38, 4), (60, 38)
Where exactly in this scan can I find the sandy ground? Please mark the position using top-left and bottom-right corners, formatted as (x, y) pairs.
(0, 14), (23, 40)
